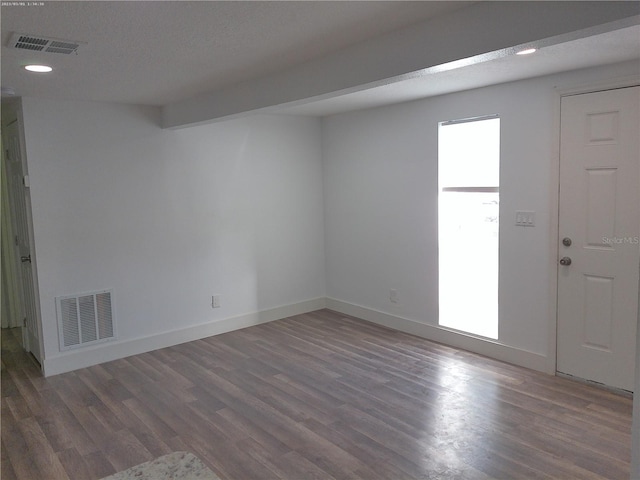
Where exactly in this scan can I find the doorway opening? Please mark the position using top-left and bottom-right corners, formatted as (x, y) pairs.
(1, 101), (43, 366)
(438, 115), (500, 339)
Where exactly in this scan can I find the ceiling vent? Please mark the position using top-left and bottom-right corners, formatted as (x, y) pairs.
(9, 32), (85, 55)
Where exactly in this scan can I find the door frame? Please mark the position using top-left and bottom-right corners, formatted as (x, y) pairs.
(1, 98), (45, 369)
(549, 75), (640, 376)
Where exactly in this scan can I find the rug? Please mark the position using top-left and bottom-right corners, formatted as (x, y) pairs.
(100, 451), (221, 480)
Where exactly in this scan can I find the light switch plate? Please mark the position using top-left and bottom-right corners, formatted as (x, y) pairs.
(515, 211), (535, 227)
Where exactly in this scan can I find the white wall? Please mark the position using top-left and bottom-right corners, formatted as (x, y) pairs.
(322, 61), (639, 370)
(18, 60), (638, 376)
(20, 98), (326, 375)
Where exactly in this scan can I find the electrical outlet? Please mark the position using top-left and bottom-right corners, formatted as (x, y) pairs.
(390, 289), (399, 304)
(212, 295), (221, 308)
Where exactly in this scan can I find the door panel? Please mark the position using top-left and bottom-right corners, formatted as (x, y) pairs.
(5, 119), (42, 364)
(557, 86), (639, 392)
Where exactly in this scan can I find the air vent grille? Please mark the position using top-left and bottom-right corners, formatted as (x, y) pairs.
(9, 33), (84, 55)
(56, 290), (115, 351)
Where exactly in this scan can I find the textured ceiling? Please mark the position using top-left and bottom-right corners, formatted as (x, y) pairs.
(1, 1), (474, 105)
(2, 1), (638, 120)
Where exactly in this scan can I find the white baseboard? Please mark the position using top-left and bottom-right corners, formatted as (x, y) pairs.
(43, 297), (326, 377)
(43, 296), (548, 376)
(326, 297), (548, 373)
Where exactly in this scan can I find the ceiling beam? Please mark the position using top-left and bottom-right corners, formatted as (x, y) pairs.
(162, 1), (640, 129)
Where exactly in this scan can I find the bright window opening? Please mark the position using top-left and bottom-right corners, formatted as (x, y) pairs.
(438, 116), (500, 339)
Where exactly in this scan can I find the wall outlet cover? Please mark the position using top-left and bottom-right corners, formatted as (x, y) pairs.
(212, 295), (221, 308)
(390, 289), (399, 303)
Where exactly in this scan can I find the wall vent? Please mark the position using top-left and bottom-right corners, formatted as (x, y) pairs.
(9, 32), (85, 55)
(56, 289), (116, 351)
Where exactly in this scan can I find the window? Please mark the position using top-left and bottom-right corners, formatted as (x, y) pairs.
(438, 116), (500, 339)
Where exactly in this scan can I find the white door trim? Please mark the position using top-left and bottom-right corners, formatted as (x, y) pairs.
(632, 245), (640, 477)
(555, 74), (640, 98)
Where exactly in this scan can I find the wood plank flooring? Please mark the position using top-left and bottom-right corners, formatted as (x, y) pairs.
(1, 309), (633, 479)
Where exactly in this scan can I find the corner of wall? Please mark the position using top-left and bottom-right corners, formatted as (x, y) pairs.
(326, 297), (549, 373)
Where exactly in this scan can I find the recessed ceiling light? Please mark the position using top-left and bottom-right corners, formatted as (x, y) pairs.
(516, 48), (537, 56)
(24, 64), (53, 73)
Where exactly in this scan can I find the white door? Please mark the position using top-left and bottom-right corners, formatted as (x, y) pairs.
(5, 118), (42, 364)
(557, 86), (640, 392)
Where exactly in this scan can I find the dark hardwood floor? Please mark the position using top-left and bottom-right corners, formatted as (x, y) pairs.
(1, 309), (633, 479)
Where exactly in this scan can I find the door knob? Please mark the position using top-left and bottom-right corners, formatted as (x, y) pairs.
(562, 237), (572, 247)
(559, 256), (572, 266)
(20, 255), (31, 263)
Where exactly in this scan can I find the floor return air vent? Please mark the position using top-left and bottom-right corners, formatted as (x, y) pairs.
(56, 289), (115, 351)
